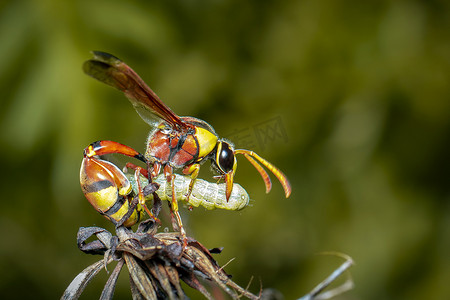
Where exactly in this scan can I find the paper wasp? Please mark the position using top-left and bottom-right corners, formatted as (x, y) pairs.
(80, 144), (250, 228)
(82, 51), (291, 242)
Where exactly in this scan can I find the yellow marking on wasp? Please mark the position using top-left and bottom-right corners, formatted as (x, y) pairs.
(195, 127), (218, 159)
(85, 145), (96, 157)
(108, 203), (129, 223)
(90, 186), (118, 212)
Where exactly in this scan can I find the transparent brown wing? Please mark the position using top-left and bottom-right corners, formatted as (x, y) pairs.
(83, 51), (187, 129)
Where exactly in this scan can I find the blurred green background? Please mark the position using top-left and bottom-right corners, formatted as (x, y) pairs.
(1, 0), (449, 299)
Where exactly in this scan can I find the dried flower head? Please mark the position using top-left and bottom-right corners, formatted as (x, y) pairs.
(62, 220), (260, 300)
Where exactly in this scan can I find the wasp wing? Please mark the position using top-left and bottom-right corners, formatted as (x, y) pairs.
(83, 51), (187, 129)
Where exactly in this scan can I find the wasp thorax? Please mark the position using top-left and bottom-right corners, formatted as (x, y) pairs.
(216, 141), (235, 173)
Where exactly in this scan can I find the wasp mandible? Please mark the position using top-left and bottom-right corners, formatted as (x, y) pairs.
(82, 51), (291, 239)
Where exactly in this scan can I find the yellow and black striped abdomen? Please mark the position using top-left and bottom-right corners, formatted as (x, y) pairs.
(80, 156), (143, 227)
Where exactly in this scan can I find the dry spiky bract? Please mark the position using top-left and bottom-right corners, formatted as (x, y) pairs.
(62, 221), (354, 300)
(61, 220), (259, 300)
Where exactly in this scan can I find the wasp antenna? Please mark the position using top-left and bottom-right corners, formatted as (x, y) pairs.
(242, 153), (272, 193)
(236, 150), (291, 198)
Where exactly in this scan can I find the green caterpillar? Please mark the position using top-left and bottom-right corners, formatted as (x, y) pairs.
(128, 173), (250, 211)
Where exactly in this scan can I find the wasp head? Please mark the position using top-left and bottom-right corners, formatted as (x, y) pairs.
(213, 140), (237, 201)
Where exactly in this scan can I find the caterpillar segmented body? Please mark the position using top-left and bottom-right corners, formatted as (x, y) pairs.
(127, 174), (250, 211)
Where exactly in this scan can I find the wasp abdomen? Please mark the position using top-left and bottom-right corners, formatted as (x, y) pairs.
(80, 157), (143, 227)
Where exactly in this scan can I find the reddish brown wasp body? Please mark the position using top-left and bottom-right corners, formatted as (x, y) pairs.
(145, 116), (218, 175)
(82, 51), (291, 243)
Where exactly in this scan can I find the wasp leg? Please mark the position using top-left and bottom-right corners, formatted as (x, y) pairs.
(164, 165), (187, 249)
(125, 162), (162, 223)
(182, 163), (200, 203)
(149, 162), (161, 180)
(143, 183), (162, 218)
(124, 162), (149, 178)
(133, 167), (161, 225)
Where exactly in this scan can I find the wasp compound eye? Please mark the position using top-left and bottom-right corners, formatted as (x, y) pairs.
(218, 142), (235, 173)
